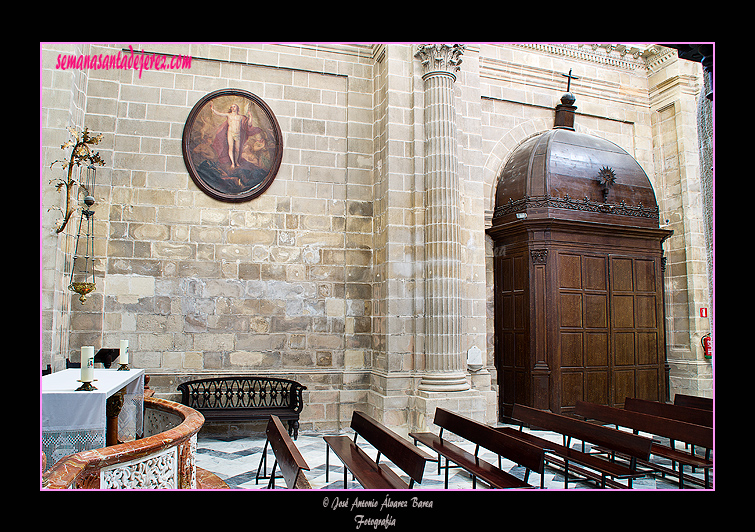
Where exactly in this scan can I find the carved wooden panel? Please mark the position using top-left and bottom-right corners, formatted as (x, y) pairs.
(558, 252), (664, 411)
(494, 252), (529, 417)
(491, 221), (668, 419)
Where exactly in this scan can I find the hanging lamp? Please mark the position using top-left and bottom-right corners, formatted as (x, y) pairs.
(68, 164), (97, 304)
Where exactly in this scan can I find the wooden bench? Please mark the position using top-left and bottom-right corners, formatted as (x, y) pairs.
(505, 404), (651, 489)
(177, 376), (306, 439)
(574, 400), (713, 488)
(324, 411), (433, 489)
(255, 415), (311, 489)
(674, 393), (713, 411)
(625, 398), (712, 427)
(624, 397), (712, 476)
(409, 408), (545, 489)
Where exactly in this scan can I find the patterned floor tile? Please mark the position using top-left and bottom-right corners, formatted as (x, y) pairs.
(195, 426), (709, 490)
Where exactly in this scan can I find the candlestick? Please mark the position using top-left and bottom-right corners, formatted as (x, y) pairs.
(118, 339), (130, 370)
(76, 346), (97, 391)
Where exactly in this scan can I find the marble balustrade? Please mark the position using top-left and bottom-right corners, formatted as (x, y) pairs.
(42, 396), (204, 489)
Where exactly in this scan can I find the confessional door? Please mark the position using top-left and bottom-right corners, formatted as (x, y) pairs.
(556, 251), (666, 414)
(494, 247), (667, 418)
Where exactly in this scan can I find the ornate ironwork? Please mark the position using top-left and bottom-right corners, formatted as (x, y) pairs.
(178, 376), (305, 412)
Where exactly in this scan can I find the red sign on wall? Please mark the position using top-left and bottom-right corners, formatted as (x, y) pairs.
(700, 307), (708, 318)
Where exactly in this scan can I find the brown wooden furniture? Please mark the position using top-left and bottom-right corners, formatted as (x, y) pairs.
(674, 393), (713, 411)
(324, 411), (432, 489)
(574, 400), (713, 488)
(487, 95), (672, 419)
(410, 408), (544, 489)
(624, 397), (712, 476)
(177, 376), (306, 439)
(256, 415), (311, 489)
(505, 403), (651, 488)
(625, 397), (712, 427)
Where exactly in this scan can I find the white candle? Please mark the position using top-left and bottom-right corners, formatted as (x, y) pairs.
(81, 346), (95, 382)
(120, 340), (129, 364)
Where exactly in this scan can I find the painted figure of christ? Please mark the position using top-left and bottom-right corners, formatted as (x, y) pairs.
(210, 101), (248, 169)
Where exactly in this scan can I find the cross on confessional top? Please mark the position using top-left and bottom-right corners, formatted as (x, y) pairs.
(562, 68), (580, 92)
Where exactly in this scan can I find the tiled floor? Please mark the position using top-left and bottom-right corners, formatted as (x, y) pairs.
(196, 425), (711, 490)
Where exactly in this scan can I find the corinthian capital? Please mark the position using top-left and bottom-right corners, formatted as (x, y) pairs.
(415, 44), (465, 79)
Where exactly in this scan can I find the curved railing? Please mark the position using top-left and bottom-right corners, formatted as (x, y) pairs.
(43, 396), (205, 489)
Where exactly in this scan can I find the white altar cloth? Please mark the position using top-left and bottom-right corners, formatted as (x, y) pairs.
(42, 368), (145, 467)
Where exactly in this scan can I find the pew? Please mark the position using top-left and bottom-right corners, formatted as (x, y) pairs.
(674, 393), (713, 411)
(574, 400), (713, 488)
(624, 397), (713, 475)
(324, 411), (433, 489)
(505, 404), (651, 488)
(625, 398), (712, 427)
(256, 415), (311, 489)
(410, 408), (545, 489)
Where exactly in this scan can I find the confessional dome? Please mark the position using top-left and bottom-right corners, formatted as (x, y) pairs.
(492, 94), (660, 229)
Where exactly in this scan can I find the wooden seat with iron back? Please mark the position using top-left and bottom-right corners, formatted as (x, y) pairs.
(178, 376), (306, 439)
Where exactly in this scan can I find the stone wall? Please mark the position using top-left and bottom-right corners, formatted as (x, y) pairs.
(42, 43), (377, 432)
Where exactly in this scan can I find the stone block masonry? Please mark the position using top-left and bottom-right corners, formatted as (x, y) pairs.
(41, 44), (377, 433)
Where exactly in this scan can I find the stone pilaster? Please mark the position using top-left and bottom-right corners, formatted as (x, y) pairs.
(415, 44), (469, 392)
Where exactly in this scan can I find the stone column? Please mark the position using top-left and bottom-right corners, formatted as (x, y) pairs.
(415, 44), (469, 392)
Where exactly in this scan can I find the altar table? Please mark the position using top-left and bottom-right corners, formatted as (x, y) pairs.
(42, 368), (145, 468)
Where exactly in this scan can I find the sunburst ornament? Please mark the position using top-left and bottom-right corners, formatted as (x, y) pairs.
(597, 166), (617, 202)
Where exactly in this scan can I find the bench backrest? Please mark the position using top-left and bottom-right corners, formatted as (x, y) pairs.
(575, 400), (713, 449)
(434, 408), (545, 474)
(625, 397), (712, 428)
(673, 393), (713, 411)
(178, 377), (306, 412)
(351, 411), (429, 485)
(266, 415), (311, 489)
(511, 403), (652, 460)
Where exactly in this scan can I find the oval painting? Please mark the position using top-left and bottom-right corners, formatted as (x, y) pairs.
(182, 89), (283, 202)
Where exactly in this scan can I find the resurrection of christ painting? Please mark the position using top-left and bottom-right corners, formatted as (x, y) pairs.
(182, 89), (283, 202)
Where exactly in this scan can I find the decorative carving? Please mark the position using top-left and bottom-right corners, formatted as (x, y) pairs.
(597, 166), (617, 202)
(493, 194), (658, 220)
(101, 447), (178, 489)
(530, 249), (548, 265)
(415, 44), (465, 79)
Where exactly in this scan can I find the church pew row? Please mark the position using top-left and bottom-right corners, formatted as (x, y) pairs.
(624, 397), (713, 466)
(624, 397), (712, 427)
(674, 393), (713, 411)
(255, 415), (312, 489)
(324, 411), (433, 489)
(574, 400), (713, 489)
(504, 404), (652, 489)
(411, 408), (544, 489)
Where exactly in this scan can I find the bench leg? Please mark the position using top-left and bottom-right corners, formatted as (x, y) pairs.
(255, 439), (270, 485)
(267, 461), (278, 489)
(325, 444), (329, 482)
(288, 420), (300, 440)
